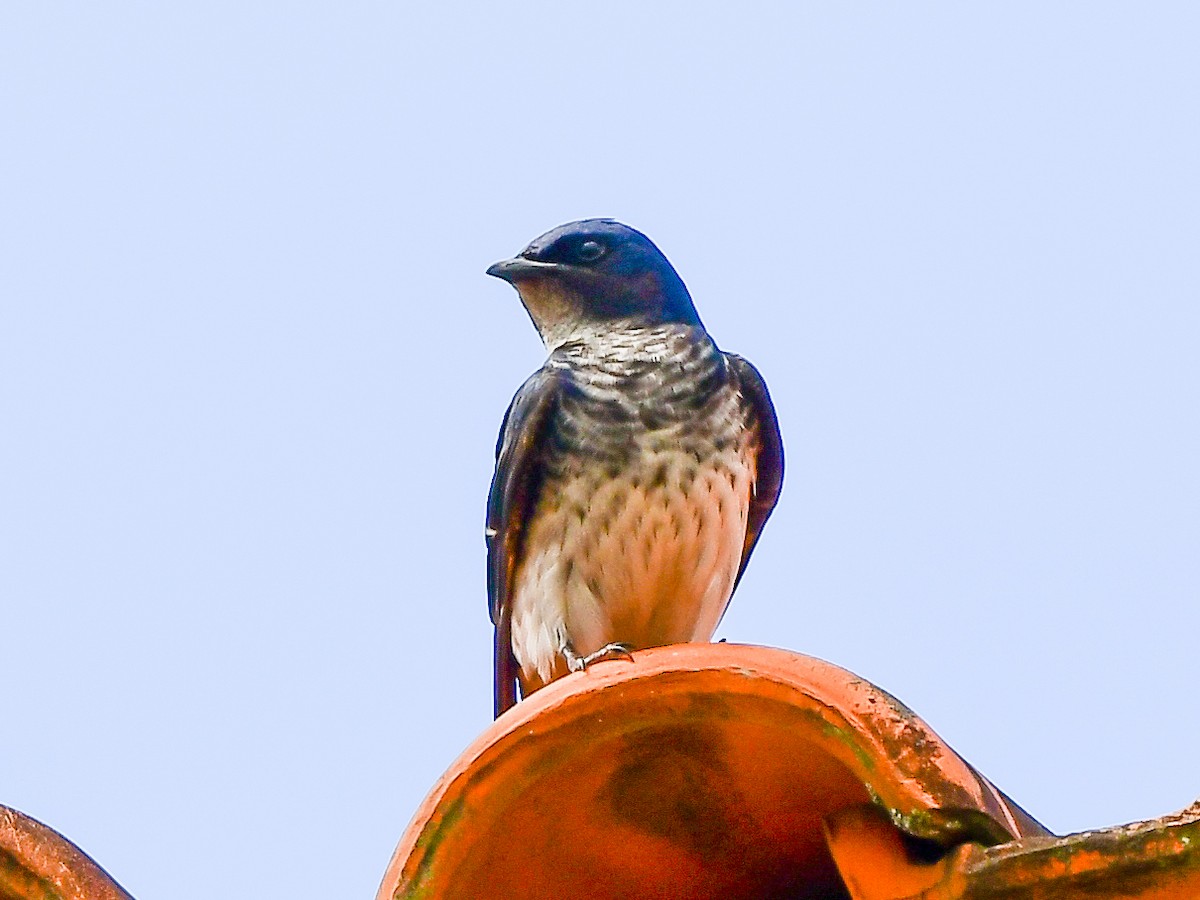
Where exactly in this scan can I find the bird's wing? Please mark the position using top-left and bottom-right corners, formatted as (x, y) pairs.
(486, 366), (563, 717)
(726, 354), (784, 592)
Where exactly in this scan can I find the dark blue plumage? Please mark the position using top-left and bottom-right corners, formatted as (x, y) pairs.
(486, 219), (702, 333)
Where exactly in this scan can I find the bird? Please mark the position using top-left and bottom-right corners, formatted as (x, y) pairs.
(485, 219), (783, 717)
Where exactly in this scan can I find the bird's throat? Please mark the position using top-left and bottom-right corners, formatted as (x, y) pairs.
(514, 280), (587, 350)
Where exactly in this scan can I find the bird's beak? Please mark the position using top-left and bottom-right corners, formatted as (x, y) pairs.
(486, 256), (556, 283)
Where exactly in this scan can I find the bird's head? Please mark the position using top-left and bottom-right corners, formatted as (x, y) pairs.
(487, 219), (702, 348)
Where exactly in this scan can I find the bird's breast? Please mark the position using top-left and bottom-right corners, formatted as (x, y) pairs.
(509, 342), (760, 688)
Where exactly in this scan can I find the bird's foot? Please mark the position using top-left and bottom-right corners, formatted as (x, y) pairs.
(562, 641), (634, 673)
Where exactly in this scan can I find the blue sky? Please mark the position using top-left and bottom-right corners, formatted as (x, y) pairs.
(2, 4), (1197, 899)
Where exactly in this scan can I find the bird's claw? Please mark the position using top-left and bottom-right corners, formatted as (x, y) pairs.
(562, 641), (635, 672)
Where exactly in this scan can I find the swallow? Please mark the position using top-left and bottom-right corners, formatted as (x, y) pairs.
(485, 219), (783, 717)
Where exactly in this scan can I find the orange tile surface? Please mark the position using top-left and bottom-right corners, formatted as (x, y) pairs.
(377, 643), (1047, 900)
(0, 805), (133, 900)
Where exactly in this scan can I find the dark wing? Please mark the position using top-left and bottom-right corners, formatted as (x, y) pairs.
(486, 366), (563, 718)
(725, 354), (784, 592)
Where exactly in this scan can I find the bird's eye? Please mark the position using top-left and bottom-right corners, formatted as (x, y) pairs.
(576, 240), (606, 263)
